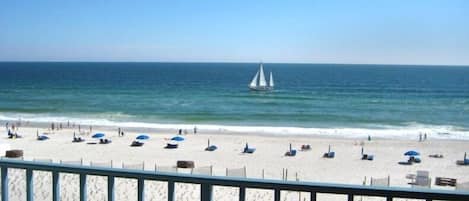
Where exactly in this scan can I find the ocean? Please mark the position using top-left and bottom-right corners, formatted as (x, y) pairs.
(1, 62), (469, 139)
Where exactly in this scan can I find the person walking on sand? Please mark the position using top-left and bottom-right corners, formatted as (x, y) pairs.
(419, 133), (422, 142)
(424, 133), (427, 141)
(178, 129), (182, 135)
(194, 126), (197, 134)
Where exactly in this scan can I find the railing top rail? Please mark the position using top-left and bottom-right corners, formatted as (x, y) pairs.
(1, 159), (468, 200)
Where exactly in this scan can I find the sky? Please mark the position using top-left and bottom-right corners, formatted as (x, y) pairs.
(0, 0), (468, 65)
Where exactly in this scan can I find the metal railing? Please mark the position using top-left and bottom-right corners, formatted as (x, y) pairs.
(0, 159), (468, 201)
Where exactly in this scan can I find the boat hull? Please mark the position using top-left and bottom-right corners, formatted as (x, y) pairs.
(249, 86), (273, 91)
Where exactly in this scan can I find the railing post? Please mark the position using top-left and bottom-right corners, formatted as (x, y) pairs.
(52, 171), (60, 201)
(348, 194), (353, 201)
(108, 176), (115, 201)
(80, 173), (87, 201)
(274, 189), (280, 201)
(1, 166), (8, 201)
(26, 169), (33, 201)
(239, 186), (246, 201)
(138, 178), (145, 201)
(310, 191), (316, 201)
(167, 180), (175, 201)
(200, 183), (212, 201)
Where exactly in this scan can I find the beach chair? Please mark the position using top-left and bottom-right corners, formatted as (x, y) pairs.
(456, 152), (469, 165)
(243, 143), (256, 154)
(301, 144), (311, 151)
(323, 145), (335, 158)
(37, 134), (49, 141)
(409, 156), (421, 163)
(285, 143), (297, 156)
(361, 147), (374, 160)
(72, 133), (85, 143)
(165, 142), (178, 149)
(73, 136), (85, 142)
(205, 139), (217, 151)
(131, 140), (144, 147)
(428, 154), (444, 158)
(99, 138), (112, 144)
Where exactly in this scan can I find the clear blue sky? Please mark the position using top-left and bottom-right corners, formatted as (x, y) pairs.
(1, 0), (468, 65)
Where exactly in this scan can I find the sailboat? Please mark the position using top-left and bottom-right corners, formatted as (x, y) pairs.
(249, 63), (274, 91)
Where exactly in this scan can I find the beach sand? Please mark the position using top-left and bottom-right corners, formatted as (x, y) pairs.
(2, 125), (468, 201)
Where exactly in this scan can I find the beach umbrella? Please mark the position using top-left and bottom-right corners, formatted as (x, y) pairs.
(404, 150), (420, 156)
(92, 133), (105, 138)
(136, 134), (150, 140)
(171, 136), (185, 141)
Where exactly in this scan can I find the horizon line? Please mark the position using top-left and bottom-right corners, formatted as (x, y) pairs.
(0, 60), (468, 67)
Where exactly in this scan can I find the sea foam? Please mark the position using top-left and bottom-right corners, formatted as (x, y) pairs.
(0, 113), (468, 140)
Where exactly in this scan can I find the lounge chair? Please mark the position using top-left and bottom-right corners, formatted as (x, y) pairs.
(165, 143), (178, 149)
(37, 135), (49, 141)
(99, 138), (112, 144)
(131, 140), (144, 147)
(409, 156), (421, 163)
(361, 147), (374, 160)
(428, 154), (444, 158)
(205, 139), (217, 151)
(301, 144), (311, 151)
(73, 136), (85, 143)
(285, 143), (297, 156)
(243, 143), (256, 154)
(456, 152), (469, 165)
(72, 133), (85, 142)
(205, 145), (217, 151)
(323, 145), (335, 158)
(8, 131), (22, 139)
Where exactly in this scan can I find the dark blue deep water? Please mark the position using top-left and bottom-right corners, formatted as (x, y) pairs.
(1, 62), (469, 138)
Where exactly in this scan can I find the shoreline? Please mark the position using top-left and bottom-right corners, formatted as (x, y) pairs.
(1, 116), (469, 141)
(2, 123), (469, 200)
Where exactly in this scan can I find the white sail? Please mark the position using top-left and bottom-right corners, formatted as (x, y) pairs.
(258, 64), (267, 87)
(249, 71), (259, 88)
(269, 71), (274, 88)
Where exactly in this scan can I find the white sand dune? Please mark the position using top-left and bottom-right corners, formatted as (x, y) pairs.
(2, 126), (468, 200)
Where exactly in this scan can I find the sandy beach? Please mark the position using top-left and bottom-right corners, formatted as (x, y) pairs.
(2, 124), (468, 201)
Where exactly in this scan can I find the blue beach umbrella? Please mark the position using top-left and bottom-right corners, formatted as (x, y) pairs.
(136, 134), (150, 140)
(92, 133), (105, 138)
(404, 150), (420, 156)
(171, 136), (185, 141)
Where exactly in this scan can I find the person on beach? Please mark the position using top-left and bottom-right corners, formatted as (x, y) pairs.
(51, 123), (54, 131)
(419, 133), (422, 142)
(194, 126), (197, 134)
(424, 133), (427, 141)
(178, 129), (182, 135)
(184, 129), (188, 135)
(118, 128), (121, 136)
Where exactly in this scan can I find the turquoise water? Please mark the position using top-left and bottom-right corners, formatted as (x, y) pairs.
(1, 62), (469, 138)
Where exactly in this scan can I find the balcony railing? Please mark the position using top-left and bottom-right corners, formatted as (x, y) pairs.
(0, 159), (468, 201)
